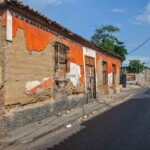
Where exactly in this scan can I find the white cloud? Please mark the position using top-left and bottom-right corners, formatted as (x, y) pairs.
(128, 19), (142, 25)
(111, 8), (125, 13)
(136, 3), (150, 24)
(131, 2), (150, 25)
(116, 23), (123, 28)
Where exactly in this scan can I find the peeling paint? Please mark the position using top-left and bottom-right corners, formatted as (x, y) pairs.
(96, 52), (120, 94)
(13, 16), (56, 51)
(67, 62), (81, 86)
(26, 78), (52, 94)
(11, 15), (121, 98)
(96, 53), (120, 74)
(108, 73), (113, 87)
(12, 16), (85, 84)
(83, 47), (96, 58)
(26, 81), (41, 90)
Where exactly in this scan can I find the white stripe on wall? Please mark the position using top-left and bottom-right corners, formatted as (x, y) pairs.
(6, 10), (12, 41)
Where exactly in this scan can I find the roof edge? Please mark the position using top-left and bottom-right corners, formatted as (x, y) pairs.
(2, 0), (123, 61)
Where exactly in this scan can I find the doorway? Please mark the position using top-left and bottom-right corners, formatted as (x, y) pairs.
(85, 56), (96, 99)
(112, 64), (116, 93)
(102, 61), (108, 94)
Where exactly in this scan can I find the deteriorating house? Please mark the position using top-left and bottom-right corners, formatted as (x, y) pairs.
(121, 66), (150, 87)
(0, 0), (122, 130)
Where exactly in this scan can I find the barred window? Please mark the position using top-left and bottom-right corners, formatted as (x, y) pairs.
(54, 42), (70, 78)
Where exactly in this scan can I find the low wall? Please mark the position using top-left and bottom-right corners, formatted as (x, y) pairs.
(1, 94), (86, 131)
(126, 73), (148, 87)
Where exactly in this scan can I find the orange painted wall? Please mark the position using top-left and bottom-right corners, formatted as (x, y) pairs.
(96, 53), (120, 74)
(12, 16), (84, 83)
(12, 16), (121, 85)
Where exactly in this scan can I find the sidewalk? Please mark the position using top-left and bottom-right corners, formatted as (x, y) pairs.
(0, 86), (140, 149)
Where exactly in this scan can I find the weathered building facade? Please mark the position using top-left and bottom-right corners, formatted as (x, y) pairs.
(121, 66), (150, 87)
(0, 0), (121, 130)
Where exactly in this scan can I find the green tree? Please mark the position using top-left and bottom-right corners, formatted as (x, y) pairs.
(128, 60), (145, 73)
(16, 0), (22, 2)
(91, 25), (127, 61)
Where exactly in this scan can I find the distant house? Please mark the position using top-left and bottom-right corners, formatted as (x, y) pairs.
(0, 0), (122, 130)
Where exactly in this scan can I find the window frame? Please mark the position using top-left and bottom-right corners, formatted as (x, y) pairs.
(54, 42), (70, 77)
(102, 61), (108, 85)
(112, 64), (116, 84)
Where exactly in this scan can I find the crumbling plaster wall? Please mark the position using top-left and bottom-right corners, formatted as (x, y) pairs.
(4, 29), (55, 106)
(2, 22), (85, 130)
(0, 10), (7, 118)
(0, 20), (3, 117)
(96, 53), (121, 95)
(97, 57), (104, 97)
(116, 67), (121, 93)
(0, 19), (3, 86)
(4, 24), (84, 108)
(12, 16), (85, 84)
(65, 79), (84, 95)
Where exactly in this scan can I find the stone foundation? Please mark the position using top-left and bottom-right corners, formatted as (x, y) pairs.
(2, 94), (86, 131)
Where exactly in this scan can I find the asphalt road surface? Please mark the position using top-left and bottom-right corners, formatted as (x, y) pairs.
(49, 88), (150, 150)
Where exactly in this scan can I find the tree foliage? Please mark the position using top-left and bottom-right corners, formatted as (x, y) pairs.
(128, 60), (145, 73)
(16, 0), (22, 3)
(91, 25), (128, 61)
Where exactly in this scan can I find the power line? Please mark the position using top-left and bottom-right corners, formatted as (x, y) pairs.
(128, 37), (150, 55)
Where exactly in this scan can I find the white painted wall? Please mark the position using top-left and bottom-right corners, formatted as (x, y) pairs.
(108, 72), (113, 87)
(26, 78), (51, 94)
(6, 10), (12, 41)
(66, 62), (81, 86)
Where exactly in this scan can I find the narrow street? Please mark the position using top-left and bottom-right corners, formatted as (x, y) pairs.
(48, 88), (150, 150)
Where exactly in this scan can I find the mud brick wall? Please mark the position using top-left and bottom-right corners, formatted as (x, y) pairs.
(97, 57), (104, 98)
(65, 79), (84, 95)
(0, 21), (3, 116)
(4, 29), (55, 107)
(0, 20), (5, 76)
(0, 20), (6, 119)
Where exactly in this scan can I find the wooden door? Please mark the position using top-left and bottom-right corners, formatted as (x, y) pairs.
(85, 56), (96, 99)
(102, 61), (108, 94)
(112, 64), (116, 93)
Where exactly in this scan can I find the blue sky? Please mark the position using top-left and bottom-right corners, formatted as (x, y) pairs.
(22, 0), (150, 66)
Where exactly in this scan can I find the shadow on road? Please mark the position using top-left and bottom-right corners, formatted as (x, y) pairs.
(49, 90), (150, 150)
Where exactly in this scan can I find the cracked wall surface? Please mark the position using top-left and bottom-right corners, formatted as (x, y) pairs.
(4, 17), (85, 108)
(0, 10), (6, 120)
(4, 29), (54, 106)
(97, 57), (104, 96)
(96, 53), (121, 95)
(0, 20), (3, 117)
(0, 5), (121, 131)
